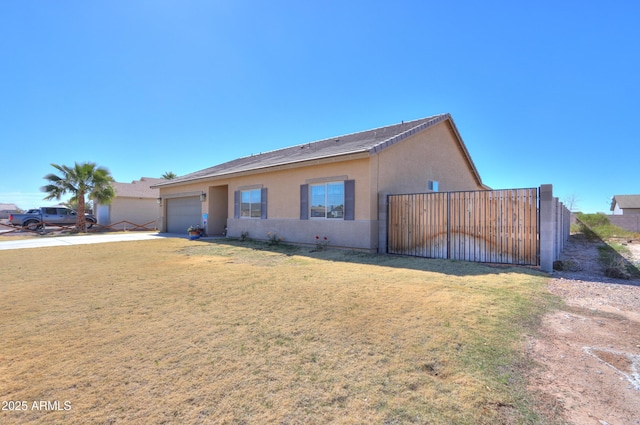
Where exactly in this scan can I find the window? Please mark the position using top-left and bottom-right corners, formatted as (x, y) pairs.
(428, 180), (439, 192)
(300, 180), (354, 220)
(310, 182), (344, 219)
(234, 187), (267, 219)
(240, 189), (261, 218)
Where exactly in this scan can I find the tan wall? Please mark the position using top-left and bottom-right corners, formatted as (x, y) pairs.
(224, 158), (376, 249)
(226, 158), (371, 219)
(157, 159), (375, 247)
(105, 198), (161, 229)
(207, 185), (228, 235)
(375, 120), (484, 196)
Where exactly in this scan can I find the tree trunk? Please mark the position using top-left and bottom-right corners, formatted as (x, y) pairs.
(76, 191), (87, 232)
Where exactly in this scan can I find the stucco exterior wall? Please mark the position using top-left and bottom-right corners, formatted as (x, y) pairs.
(98, 198), (161, 230)
(225, 158), (371, 219)
(375, 121), (483, 195)
(224, 157), (375, 249)
(207, 185), (228, 235)
(157, 158), (376, 248)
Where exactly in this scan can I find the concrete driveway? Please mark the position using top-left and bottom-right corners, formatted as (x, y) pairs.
(0, 232), (183, 250)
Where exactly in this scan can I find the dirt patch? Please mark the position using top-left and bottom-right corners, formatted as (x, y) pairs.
(528, 235), (640, 424)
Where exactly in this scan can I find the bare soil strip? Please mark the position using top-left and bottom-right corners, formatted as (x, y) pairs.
(528, 236), (640, 425)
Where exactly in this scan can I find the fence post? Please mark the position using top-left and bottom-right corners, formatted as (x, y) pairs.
(539, 184), (555, 272)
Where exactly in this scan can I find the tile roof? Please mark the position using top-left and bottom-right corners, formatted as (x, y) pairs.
(113, 177), (163, 198)
(155, 113), (479, 187)
(0, 203), (19, 212)
(611, 194), (640, 210)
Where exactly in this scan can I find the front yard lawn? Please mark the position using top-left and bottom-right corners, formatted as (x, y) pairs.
(0, 238), (559, 424)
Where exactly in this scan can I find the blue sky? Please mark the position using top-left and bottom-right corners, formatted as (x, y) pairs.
(1, 1), (638, 213)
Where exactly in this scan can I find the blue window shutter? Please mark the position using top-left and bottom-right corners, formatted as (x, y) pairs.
(261, 188), (268, 219)
(234, 190), (240, 219)
(300, 184), (309, 220)
(344, 180), (355, 220)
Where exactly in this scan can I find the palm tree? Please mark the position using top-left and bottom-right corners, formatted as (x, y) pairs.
(162, 171), (177, 179)
(41, 162), (115, 232)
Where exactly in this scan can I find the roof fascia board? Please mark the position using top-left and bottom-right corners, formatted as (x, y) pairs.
(444, 116), (485, 187)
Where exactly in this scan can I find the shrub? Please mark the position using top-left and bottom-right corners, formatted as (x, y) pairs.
(314, 235), (329, 251)
(267, 231), (283, 246)
(576, 212), (610, 228)
(576, 213), (638, 239)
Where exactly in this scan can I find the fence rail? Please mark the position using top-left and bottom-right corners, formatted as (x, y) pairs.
(0, 219), (157, 235)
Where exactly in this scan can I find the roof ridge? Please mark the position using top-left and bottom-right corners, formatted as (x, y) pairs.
(152, 113), (458, 188)
(230, 114), (447, 161)
(303, 114), (444, 145)
(369, 114), (450, 154)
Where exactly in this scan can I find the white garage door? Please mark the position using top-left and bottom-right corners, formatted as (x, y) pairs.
(166, 197), (201, 233)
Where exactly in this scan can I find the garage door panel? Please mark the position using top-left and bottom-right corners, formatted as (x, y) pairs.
(167, 197), (201, 233)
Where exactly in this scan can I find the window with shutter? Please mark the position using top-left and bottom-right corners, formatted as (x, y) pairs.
(235, 188), (266, 219)
(301, 180), (355, 220)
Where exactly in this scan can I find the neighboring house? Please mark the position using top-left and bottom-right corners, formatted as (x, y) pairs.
(0, 203), (20, 220)
(153, 113), (488, 251)
(95, 177), (163, 230)
(610, 195), (640, 215)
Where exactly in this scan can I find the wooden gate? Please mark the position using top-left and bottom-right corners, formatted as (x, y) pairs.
(387, 188), (539, 265)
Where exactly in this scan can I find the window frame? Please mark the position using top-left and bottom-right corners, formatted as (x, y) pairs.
(309, 181), (345, 220)
(240, 188), (262, 219)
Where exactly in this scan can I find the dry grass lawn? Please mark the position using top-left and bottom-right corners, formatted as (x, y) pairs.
(0, 238), (558, 424)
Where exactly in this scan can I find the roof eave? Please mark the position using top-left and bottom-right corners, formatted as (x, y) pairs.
(151, 151), (371, 188)
(445, 116), (485, 188)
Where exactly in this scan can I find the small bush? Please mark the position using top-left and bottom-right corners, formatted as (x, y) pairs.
(576, 212), (610, 228)
(598, 245), (632, 279)
(266, 231), (283, 246)
(553, 260), (579, 271)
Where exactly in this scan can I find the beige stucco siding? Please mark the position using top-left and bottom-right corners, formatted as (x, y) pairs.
(223, 158), (376, 250)
(100, 198), (161, 230)
(157, 157), (376, 247)
(375, 121), (483, 195)
(225, 158), (372, 220)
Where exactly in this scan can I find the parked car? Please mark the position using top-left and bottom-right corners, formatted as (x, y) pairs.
(9, 206), (97, 230)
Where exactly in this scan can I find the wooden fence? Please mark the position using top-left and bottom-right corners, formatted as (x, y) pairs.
(0, 220), (157, 235)
(387, 188), (539, 265)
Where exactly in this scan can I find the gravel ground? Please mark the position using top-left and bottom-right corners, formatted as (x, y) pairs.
(528, 234), (640, 425)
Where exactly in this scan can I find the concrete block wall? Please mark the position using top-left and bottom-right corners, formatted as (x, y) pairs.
(608, 214), (640, 233)
(539, 184), (571, 272)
